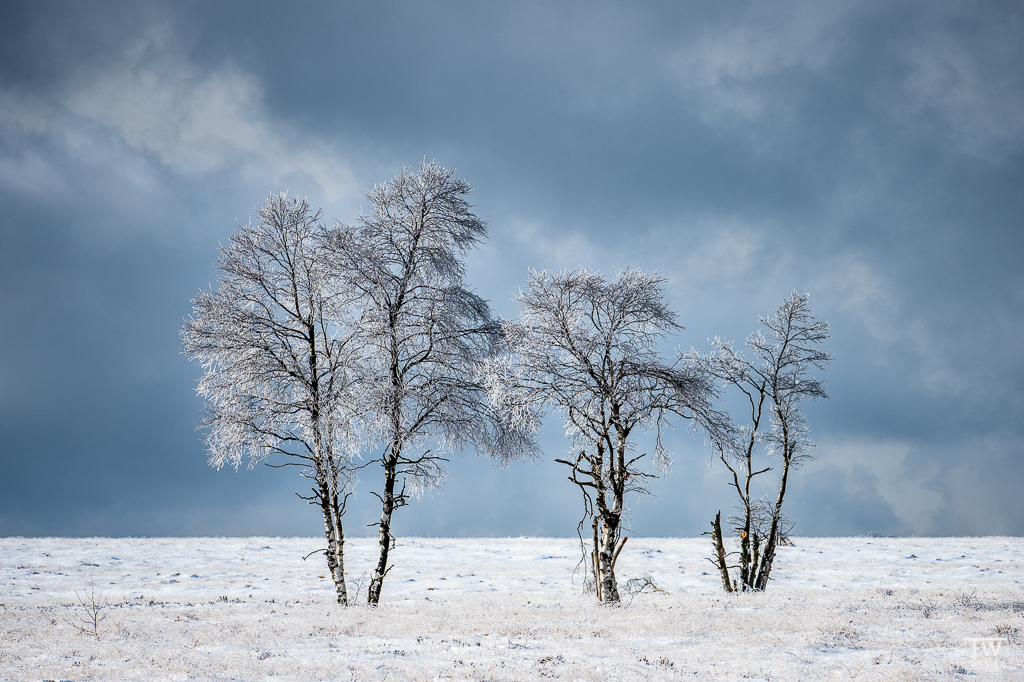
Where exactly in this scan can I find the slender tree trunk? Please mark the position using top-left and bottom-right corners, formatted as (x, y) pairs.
(755, 527), (777, 590)
(593, 415), (629, 604)
(739, 463), (753, 590)
(755, 454), (791, 591)
(367, 447), (399, 605)
(749, 532), (761, 590)
(740, 394), (763, 591)
(310, 393), (348, 605)
(594, 515), (621, 603)
(572, 431), (627, 603)
(368, 322), (407, 607)
(318, 480), (348, 606)
(739, 517), (751, 589)
(591, 456), (621, 602)
(711, 511), (733, 593)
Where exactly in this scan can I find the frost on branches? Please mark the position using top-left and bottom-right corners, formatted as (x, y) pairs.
(484, 268), (724, 603)
(687, 292), (831, 593)
(181, 194), (365, 606)
(182, 165), (533, 607)
(328, 162), (538, 605)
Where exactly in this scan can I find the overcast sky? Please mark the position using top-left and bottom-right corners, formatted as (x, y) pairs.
(2, 1), (1022, 539)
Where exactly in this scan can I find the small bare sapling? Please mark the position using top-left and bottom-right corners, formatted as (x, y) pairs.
(64, 584), (110, 639)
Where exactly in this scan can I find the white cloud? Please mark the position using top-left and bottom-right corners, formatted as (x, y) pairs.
(814, 256), (897, 344)
(505, 217), (598, 271)
(0, 89), (53, 136)
(662, 2), (1024, 157)
(0, 25), (358, 207)
(61, 39), (357, 202)
(0, 97), (165, 226)
(814, 438), (943, 534)
(811, 255), (975, 398)
(670, 221), (769, 283)
(633, 216), (794, 316)
(63, 52), (255, 169)
(665, 1), (854, 127)
(900, 13), (1024, 154)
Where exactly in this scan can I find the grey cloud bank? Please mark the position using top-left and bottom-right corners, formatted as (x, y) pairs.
(1, 0), (1022, 538)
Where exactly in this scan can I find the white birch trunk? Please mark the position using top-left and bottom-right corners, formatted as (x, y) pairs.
(367, 446), (399, 605)
(597, 519), (620, 603)
(318, 481), (349, 606)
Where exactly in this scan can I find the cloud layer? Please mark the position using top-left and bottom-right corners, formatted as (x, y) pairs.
(1, 0), (1021, 538)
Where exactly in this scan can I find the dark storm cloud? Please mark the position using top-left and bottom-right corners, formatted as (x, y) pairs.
(1, 0), (1022, 537)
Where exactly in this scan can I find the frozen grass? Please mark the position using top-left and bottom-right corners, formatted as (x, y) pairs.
(1, 536), (1022, 680)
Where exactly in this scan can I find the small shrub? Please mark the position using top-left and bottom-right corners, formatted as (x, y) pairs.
(64, 585), (109, 639)
(953, 590), (981, 611)
(992, 624), (1019, 643)
(624, 576), (663, 596)
(818, 621), (858, 648)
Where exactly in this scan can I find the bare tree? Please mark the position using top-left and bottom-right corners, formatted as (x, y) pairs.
(328, 162), (536, 605)
(484, 268), (719, 603)
(690, 292), (830, 592)
(64, 584), (109, 639)
(182, 194), (363, 605)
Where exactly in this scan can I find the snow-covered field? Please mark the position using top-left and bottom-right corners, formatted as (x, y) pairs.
(1, 536), (1022, 680)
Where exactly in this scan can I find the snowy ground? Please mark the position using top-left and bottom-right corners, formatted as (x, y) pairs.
(1, 536), (1022, 680)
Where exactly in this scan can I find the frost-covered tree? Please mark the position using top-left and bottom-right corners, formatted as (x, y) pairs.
(328, 162), (536, 605)
(182, 195), (363, 605)
(484, 268), (720, 603)
(689, 292), (830, 592)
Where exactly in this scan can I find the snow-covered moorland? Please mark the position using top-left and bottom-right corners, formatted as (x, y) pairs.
(1, 536), (1021, 680)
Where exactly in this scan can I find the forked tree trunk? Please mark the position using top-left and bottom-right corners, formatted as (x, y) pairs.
(318, 480), (349, 606)
(591, 416), (630, 604)
(568, 430), (631, 603)
(367, 447), (399, 605)
(308, 337), (349, 605)
(754, 534), (776, 591)
(754, 453), (791, 591)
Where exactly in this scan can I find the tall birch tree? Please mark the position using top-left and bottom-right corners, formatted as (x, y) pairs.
(484, 268), (720, 603)
(689, 292), (830, 592)
(328, 162), (535, 605)
(182, 194), (364, 605)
